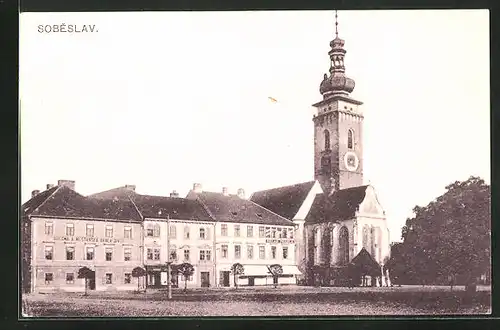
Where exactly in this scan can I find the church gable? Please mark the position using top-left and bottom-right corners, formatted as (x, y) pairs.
(357, 185), (385, 217)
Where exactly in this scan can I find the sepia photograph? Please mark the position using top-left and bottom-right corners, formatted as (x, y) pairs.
(19, 9), (491, 317)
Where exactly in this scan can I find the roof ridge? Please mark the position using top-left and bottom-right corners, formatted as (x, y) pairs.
(31, 186), (62, 216)
(252, 180), (316, 194)
(246, 199), (295, 225)
(193, 195), (217, 222)
(127, 195), (144, 220)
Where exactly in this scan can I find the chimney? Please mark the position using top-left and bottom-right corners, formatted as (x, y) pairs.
(222, 187), (229, 196)
(170, 190), (180, 198)
(237, 188), (245, 199)
(193, 183), (202, 193)
(57, 180), (75, 191)
(125, 184), (136, 191)
(46, 184), (55, 190)
(31, 190), (40, 198)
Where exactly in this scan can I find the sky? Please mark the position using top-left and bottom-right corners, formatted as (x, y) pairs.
(19, 10), (490, 243)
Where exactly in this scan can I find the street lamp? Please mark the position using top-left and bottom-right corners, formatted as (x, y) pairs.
(159, 209), (172, 300)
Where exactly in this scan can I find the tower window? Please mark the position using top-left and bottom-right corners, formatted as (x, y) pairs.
(348, 129), (354, 149)
(324, 129), (331, 150)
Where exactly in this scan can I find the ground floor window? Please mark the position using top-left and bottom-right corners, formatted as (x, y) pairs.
(66, 273), (74, 284)
(105, 273), (113, 284)
(124, 273), (132, 284)
(45, 273), (53, 284)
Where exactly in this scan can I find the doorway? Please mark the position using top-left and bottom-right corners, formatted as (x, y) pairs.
(201, 272), (210, 287)
(273, 276), (278, 286)
(222, 271), (230, 287)
(88, 271), (96, 290)
(248, 277), (255, 286)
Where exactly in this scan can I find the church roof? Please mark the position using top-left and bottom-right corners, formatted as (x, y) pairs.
(25, 186), (142, 222)
(189, 191), (295, 226)
(249, 181), (316, 220)
(305, 185), (369, 224)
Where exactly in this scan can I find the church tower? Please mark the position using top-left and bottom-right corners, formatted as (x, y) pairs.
(313, 12), (364, 193)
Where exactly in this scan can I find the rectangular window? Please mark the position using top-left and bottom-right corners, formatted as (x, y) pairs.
(86, 246), (95, 260)
(199, 228), (206, 239)
(170, 250), (177, 262)
(124, 248), (132, 261)
(283, 247), (288, 259)
(282, 228), (288, 238)
(124, 273), (132, 284)
(66, 273), (74, 284)
(146, 225), (154, 237)
(221, 245), (228, 258)
(221, 224), (228, 236)
(277, 228), (283, 238)
(153, 224), (160, 237)
(247, 226), (253, 237)
(66, 223), (74, 236)
(289, 228), (294, 239)
(154, 248), (160, 260)
(259, 246), (265, 259)
(184, 249), (190, 261)
(259, 226), (265, 238)
(234, 245), (241, 259)
(265, 226), (271, 238)
(124, 226), (132, 239)
(45, 222), (53, 235)
(184, 226), (190, 239)
(147, 248), (153, 260)
(105, 247), (113, 261)
(105, 225), (113, 238)
(199, 250), (211, 261)
(86, 224), (94, 237)
(105, 273), (112, 284)
(169, 225), (177, 239)
(45, 273), (53, 284)
(271, 227), (277, 238)
(271, 246), (277, 259)
(234, 225), (240, 237)
(44, 246), (53, 260)
(66, 246), (75, 260)
(247, 245), (254, 259)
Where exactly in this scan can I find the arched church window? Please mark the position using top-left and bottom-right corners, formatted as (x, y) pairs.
(314, 228), (321, 265)
(348, 129), (354, 149)
(339, 226), (349, 265)
(324, 130), (331, 150)
(362, 225), (369, 251)
(321, 156), (331, 177)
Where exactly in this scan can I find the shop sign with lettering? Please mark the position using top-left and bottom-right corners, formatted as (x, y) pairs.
(53, 236), (124, 243)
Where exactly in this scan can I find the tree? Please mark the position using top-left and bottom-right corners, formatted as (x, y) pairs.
(175, 263), (195, 292)
(77, 267), (93, 296)
(230, 263), (245, 290)
(132, 266), (147, 293)
(268, 264), (283, 288)
(398, 176), (490, 293)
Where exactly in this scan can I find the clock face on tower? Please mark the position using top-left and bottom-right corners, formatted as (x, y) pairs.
(343, 151), (359, 172)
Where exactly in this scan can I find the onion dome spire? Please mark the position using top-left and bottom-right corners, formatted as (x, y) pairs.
(319, 10), (356, 99)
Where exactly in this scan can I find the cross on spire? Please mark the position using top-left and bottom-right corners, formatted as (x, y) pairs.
(335, 10), (338, 37)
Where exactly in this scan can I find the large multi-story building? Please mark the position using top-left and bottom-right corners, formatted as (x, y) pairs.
(22, 181), (300, 293)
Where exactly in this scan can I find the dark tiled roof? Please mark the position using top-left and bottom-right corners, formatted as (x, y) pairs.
(29, 186), (142, 222)
(250, 181), (316, 220)
(131, 194), (214, 222)
(87, 186), (137, 200)
(305, 185), (368, 224)
(351, 247), (380, 275)
(191, 191), (294, 226)
(21, 186), (60, 216)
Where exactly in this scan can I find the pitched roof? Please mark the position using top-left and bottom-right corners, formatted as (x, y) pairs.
(87, 186), (137, 200)
(191, 191), (294, 226)
(21, 186), (60, 216)
(28, 186), (142, 222)
(250, 181), (316, 220)
(305, 185), (369, 224)
(351, 247), (381, 275)
(131, 194), (213, 222)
